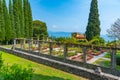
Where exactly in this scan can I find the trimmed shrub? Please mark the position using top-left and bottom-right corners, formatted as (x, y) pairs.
(0, 54), (34, 80)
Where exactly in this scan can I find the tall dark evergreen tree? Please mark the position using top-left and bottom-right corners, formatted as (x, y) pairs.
(23, 0), (29, 38)
(85, 0), (100, 41)
(28, 2), (33, 38)
(18, 0), (24, 38)
(13, 0), (21, 38)
(0, 0), (5, 41)
(9, 0), (15, 39)
(3, 0), (12, 44)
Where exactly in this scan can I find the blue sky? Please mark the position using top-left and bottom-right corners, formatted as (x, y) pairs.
(6, 0), (120, 35)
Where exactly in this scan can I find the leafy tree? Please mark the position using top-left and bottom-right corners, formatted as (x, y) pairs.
(13, 0), (21, 38)
(0, 0), (5, 41)
(23, 0), (29, 38)
(85, 0), (100, 41)
(107, 19), (120, 40)
(89, 36), (105, 45)
(9, 0), (15, 39)
(28, 2), (33, 38)
(3, 0), (12, 44)
(33, 20), (48, 40)
(18, 0), (24, 37)
(71, 32), (77, 38)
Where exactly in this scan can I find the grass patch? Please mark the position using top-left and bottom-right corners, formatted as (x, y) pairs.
(0, 51), (87, 80)
(94, 58), (120, 70)
(3, 45), (12, 48)
(94, 58), (111, 67)
(104, 53), (111, 58)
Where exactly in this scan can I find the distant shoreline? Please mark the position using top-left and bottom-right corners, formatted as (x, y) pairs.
(48, 31), (114, 42)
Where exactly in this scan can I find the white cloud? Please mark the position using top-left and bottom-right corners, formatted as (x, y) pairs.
(52, 25), (59, 29)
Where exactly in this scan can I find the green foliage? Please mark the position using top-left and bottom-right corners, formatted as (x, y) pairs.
(54, 37), (88, 44)
(0, 0), (33, 43)
(0, 64), (33, 80)
(67, 52), (77, 57)
(13, 0), (21, 38)
(0, 0), (5, 41)
(28, 2), (33, 38)
(3, 0), (12, 42)
(85, 0), (100, 41)
(105, 40), (120, 46)
(71, 32), (77, 38)
(104, 53), (111, 58)
(116, 55), (120, 65)
(89, 36), (105, 45)
(9, 0), (15, 39)
(1, 51), (85, 80)
(77, 39), (87, 44)
(0, 53), (33, 80)
(54, 37), (77, 44)
(33, 20), (48, 40)
(18, 0), (25, 38)
(23, 0), (33, 38)
(0, 54), (3, 68)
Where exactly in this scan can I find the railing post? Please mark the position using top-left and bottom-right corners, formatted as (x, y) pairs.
(111, 48), (116, 69)
(83, 47), (87, 63)
(64, 44), (68, 59)
(49, 42), (53, 56)
(29, 39), (32, 51)
(13, 39), (16, 50)
(38, 41), (41, 54)
(20, 39), (23, 49)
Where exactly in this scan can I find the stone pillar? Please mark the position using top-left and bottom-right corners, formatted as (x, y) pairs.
(83, 47), (87, 63)
(23, 38), (25, 49)
(20, 39), (23, 49)
(111, 48), (116, 69)
(38, 41), (41, 54)
(49, 42), (53, 56)
(29, 39), (32, 51)
(64, 44), (67, 59)
(13, 39), (16, 50)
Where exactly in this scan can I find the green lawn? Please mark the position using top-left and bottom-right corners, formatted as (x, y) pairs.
(94, 58), (120, 70)
(104, 53), (111, 58)
(0, 51), (87, 80)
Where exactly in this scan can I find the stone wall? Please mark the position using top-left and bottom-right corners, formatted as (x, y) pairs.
(15, 48), (120, 77)
(0, 47), (119, 80)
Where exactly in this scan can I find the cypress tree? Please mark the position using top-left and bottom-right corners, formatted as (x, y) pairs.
(85, 0), (100, 41)
(3, 0), (12, 44)
(13, 0), (21, 38)
(9, 0), (15, 39)
(28, 2), (33, 38)
(23, 0), (29, 38)
(0, 0), (5, 41)
(18, 0), (24, 38)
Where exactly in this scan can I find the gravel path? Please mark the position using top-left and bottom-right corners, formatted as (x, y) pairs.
(87, 52), (108, 63)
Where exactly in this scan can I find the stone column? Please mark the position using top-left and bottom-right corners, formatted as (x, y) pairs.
(49, 42), (53, 56)
(83, 47), (87, 63)
(29, 39), (32, 51)
(20, 39), (23, 49)
(111, 48), (116, 69)
(13, 39), (16, 50)
(38, 41), (41, 54)
(64, 44), (68, 59)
